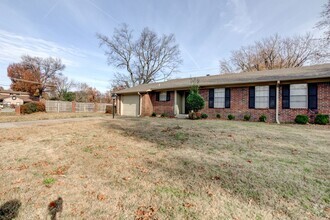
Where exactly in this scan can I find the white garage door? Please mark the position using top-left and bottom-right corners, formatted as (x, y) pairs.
(121, 95), (140, 116)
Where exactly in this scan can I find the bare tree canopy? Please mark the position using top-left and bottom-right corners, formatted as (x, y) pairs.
(74, 83), (102, 103)
(52, 75), (76, 100)
(220, 33), (325, 73)
(316, 0), (330, 41)
(7, 55), (65, 97)
(97, 24), (182, 88)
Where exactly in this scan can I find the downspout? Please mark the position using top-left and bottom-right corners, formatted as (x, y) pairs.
(276, 80), (280, 124)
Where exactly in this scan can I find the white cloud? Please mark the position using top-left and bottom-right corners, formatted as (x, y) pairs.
(224, 0), (256, 36)
(0, 29), (87, 66)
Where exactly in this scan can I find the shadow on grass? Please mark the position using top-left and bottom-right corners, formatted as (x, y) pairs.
(0, 199), (22, 220)
(102, 119), (189, 148)
(101, 118), (329, 218)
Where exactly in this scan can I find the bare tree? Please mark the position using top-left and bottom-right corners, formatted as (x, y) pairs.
(52, 76), (76, 100)
(316, 0), (330, 41)
(74, 83), (101, 102)
(97, 24), (182, 88)
(220, 33), (324, 73)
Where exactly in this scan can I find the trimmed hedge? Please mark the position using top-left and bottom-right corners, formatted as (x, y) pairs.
(216, 113), (221, 119)
(314, 114), (329, 125)
(20, 102), (46, 114)
(295, 115), (309, 124)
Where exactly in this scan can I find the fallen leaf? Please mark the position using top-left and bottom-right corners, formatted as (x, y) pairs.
(17, 164), (29, 170)
(183, 202), (194, 208)
(135, 206), (157, 220)
(211, 176), (221, 180)
(97, 193), (106, 201)
(206, 191), (213, 197)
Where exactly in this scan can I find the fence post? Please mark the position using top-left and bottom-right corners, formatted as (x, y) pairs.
(72, 101), (76, 113)
(94, 103), (98, 112)
(57, 102), (60, 113)
(15, 105), (21, 115)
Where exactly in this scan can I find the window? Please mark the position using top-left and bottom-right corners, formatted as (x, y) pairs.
(156, 91), (170, 102)
(255, 86), (269, 108)
(159, 92), (167, 101)
(210, 88), (230, 108)
(214, 88), (225, 108)
(290, 84), (307, 108)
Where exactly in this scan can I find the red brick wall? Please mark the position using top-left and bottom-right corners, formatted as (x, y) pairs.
(151, 91), (175, 116)
(279, 83), (330, 122)
(141, 93), (153, 116)
(200, 88), (276, 122)
(199, 82), (330, 123)
(318, 82), (330, 114)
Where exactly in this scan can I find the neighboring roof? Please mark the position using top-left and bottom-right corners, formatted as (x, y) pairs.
(116, 64), (330, 94)
(0, 95), (33, 102)
(0, 89), (30, 95)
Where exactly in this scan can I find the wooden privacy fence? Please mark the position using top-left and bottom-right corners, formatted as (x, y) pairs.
(45, 100), (111, 113)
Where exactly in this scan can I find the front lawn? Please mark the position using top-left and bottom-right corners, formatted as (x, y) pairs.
(0, 117), (329, 219)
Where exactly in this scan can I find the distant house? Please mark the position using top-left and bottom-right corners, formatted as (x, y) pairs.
(0, 90), (33, 106)
(115, 64), (330, 123)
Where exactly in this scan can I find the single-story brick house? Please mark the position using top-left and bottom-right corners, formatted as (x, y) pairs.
(115, 64), (330, 123)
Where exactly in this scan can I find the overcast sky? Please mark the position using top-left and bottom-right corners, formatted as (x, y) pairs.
(0, 0), (325, 92)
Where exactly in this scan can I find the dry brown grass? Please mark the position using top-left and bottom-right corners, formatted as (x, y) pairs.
(0, 112), (109, 123)
(0, 117), (329, 219)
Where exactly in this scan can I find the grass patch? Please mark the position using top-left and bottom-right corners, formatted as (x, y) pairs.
(43, 177), (55, 186)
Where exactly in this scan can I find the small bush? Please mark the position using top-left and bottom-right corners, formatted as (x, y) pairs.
(105, 105), (113, 114)
(259, 114), (267, 122)
(161, 113), (168, 118)
(188, 112), (199, 120)
(244, 114), (251, 121)
(201, 113), (208, 119)
(186, 85), (205, 112)
(216, 113), (221, 119)
(228, 114), (235, 120)
(151, 112), (156, 117)
(295, 115), (308, 124)
(314, 114), (329, 125)
(20, 102), (46, 114)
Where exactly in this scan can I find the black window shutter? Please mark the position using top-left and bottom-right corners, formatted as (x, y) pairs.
(282, 85), (290, 109)
(156, 92), (160, 101)
(209, 89), (214, 108)
(269, 85), (276, 109)
(166, 91), (170, 101)
(308, 83), (317, 110)
(225, 88), (231, 108)
(249, 87), (255, 109)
